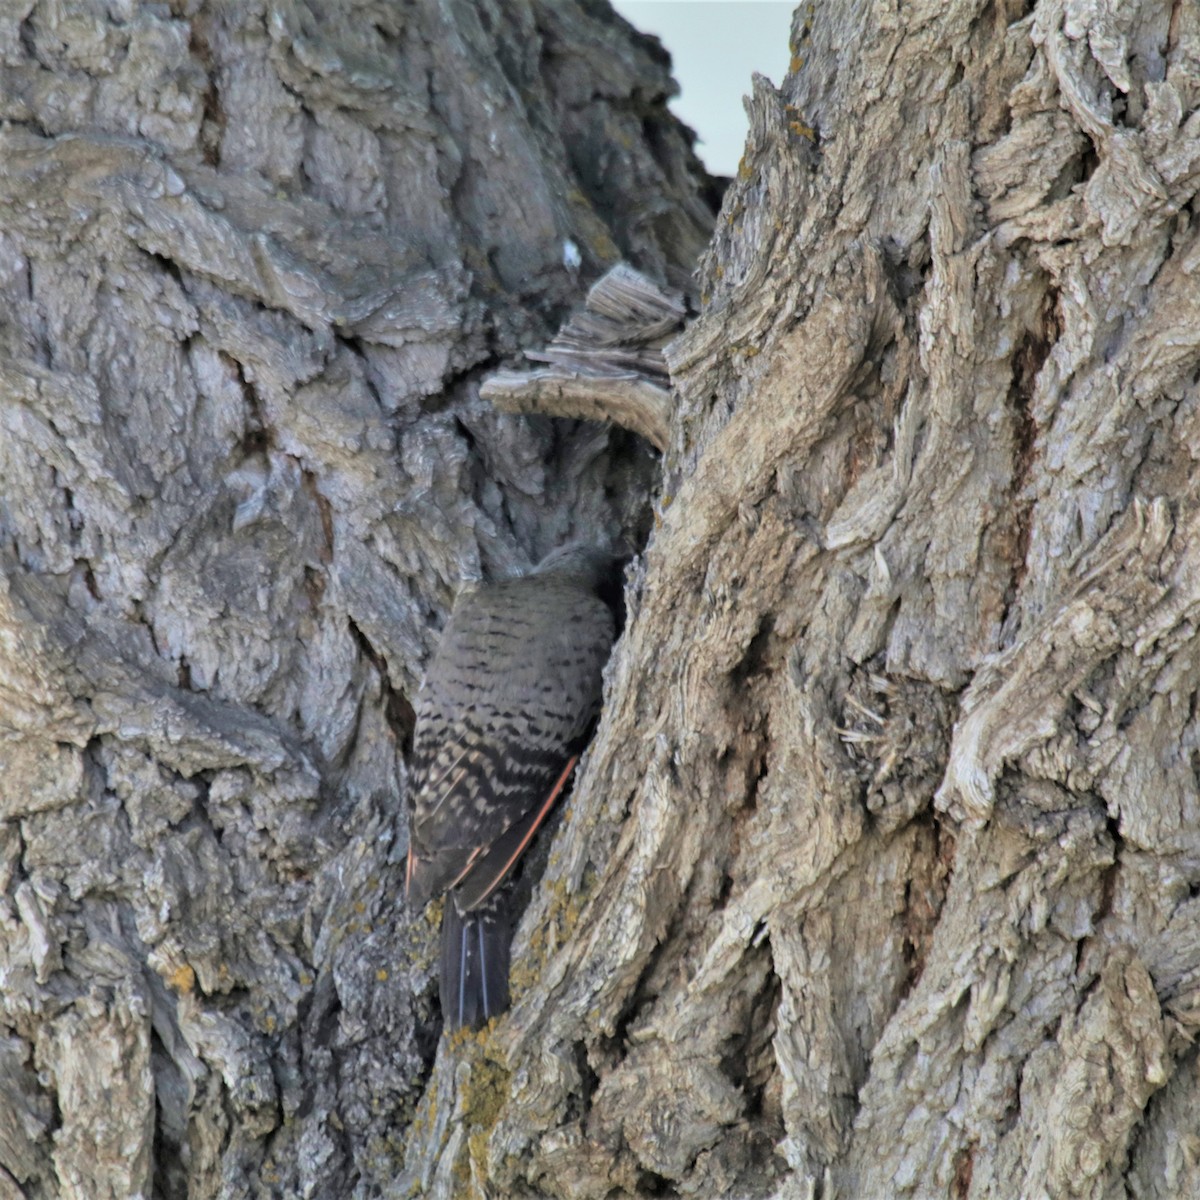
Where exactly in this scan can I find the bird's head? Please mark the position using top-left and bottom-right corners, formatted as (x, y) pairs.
(530, 541), (622, 589)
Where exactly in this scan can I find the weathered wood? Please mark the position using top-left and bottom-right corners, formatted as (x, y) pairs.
(410, 2), (1200, 1198)
(481, 264), (686, 449)
(0, 2), (712, 1196)
(3, 0), (1200, 1198)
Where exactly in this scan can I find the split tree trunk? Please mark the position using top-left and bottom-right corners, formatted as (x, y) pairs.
(3, 2), (1200, 1199)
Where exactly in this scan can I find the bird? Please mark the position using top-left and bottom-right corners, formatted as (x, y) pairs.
(405, 543), (620, 1029)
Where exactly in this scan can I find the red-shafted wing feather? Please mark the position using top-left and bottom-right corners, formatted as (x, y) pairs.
(451, 754), (579, 910)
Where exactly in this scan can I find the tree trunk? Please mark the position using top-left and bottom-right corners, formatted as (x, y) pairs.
(0, 2), (711, 1196)
(3, 2), (1200, 1200)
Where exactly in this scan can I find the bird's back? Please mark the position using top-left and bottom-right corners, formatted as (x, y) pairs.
(406, 570), (615, 911)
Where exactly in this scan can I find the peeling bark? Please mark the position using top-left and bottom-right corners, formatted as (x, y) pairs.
(481, 264), (685, 450)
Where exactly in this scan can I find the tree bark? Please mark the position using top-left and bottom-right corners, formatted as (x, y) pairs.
(0, 2), (711, 1197)
(3, 1), (1200, 1200)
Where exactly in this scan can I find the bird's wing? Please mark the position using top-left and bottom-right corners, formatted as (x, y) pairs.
(449, 753), (579, 911)
(406, 714), (580, 907)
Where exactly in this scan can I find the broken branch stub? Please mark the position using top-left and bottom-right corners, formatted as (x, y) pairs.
(479, 263), (686, 451)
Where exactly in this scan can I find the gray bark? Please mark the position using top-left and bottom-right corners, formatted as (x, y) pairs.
(3, 1), (1200, 1200)
(0, 2), (711, 1197)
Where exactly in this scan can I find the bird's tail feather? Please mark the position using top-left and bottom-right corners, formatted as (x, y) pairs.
(440, 892), (512, 1029)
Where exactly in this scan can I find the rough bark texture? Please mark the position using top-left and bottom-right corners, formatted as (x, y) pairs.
(480, 263), (686, 450)
(3, 2), (1200, 1200)
(0, 2), (711, 1197)
(411, 1), (1200, 1197)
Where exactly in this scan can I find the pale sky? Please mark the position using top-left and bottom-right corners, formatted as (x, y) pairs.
(610, 1), (796, 177)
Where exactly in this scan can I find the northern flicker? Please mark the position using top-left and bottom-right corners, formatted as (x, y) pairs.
(406, 544), (619, 1029)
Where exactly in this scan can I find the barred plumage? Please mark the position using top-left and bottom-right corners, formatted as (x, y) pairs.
(406, 545), (619, 1029)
